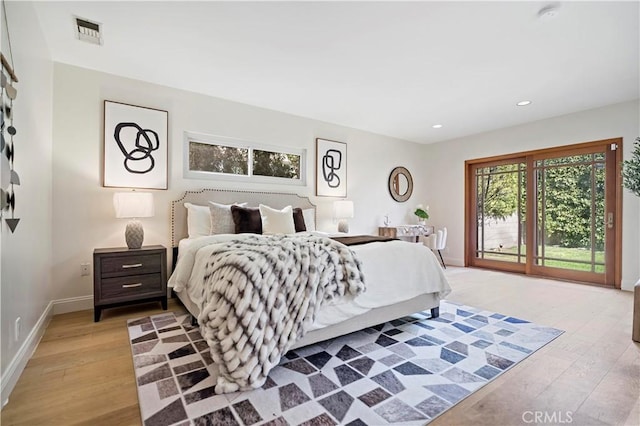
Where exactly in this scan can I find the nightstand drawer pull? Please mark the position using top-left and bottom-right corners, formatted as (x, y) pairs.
(122, 283), (143, 288)
(122, 263), (143, 269)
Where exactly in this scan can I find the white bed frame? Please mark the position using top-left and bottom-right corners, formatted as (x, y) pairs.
(170, 189), (441, 349)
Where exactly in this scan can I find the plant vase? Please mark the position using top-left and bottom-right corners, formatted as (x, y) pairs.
(634, 209), (640, 342)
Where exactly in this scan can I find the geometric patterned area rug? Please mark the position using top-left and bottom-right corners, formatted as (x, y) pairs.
(127, 300), (563, 426)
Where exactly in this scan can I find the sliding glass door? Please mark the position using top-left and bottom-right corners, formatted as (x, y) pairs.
(466, 139), (622, 287)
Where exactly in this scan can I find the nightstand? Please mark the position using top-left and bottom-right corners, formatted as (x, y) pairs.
(93, 245), (167, 322)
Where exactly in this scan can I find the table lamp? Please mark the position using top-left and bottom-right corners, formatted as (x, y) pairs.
(334, 200), (354, 233)
(113, 192), (154, 249)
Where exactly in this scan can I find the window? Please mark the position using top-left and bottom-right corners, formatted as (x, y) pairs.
(189, 142), (248, 175)
(252, 149), (301, 179)
(184, 132), (306, 185)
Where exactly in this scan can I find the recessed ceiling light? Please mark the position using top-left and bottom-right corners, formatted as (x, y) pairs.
(432, 124), (443, 129)
(516, 100), (532, 106)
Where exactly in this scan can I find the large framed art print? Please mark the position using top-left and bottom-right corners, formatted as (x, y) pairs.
(103, 101), (168, 189)
(316, 138), (347, 197)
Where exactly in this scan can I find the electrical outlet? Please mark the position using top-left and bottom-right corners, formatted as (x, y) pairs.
(81, 262), (90, 276)
(14, 317), (21, 342)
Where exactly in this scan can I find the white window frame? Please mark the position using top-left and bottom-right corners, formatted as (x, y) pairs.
(183, 131), (306, 186)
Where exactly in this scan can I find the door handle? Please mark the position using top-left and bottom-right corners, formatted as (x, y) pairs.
(607, 213), (614, 229)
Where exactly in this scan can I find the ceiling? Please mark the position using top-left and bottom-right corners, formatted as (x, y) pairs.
(31, 1), (639, 144)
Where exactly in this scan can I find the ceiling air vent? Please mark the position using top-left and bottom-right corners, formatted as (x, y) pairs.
(75, 17), (102, 45)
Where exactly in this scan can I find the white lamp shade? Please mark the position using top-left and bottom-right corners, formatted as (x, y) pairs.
(334, 200), (354, 219)
(113, 192), (155, 218)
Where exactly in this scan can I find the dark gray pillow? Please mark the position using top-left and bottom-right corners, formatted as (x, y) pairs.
(293, 208), (306, 232)
(230, 205), (262, 234)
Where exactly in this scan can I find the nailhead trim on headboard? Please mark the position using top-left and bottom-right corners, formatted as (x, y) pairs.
(170, 188), (317, 247)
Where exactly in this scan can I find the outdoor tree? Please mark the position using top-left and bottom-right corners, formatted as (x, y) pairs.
(478, 165), (520, 221)
(189, 142), (248, 175)
(542, 162), (605, 249)
(253, 151), (299, 178)
(478, 158), (605, 250)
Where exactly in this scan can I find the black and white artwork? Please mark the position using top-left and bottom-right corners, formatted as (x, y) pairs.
(316, 138), (347, 197)
(103, 101), (168, 189)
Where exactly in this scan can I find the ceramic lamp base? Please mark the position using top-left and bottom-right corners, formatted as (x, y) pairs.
(338, 219), (349, 233)
(125, 219), (144, 249)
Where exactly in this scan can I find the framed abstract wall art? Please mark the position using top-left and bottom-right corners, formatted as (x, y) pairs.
(316, 138), (346, 197)
(103, 101), (168, 189)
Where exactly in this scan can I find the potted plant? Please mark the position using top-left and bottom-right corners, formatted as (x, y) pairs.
(414, 204), (429, 225)
(623, 137), (640, 197)
(623, 136), (640, 343)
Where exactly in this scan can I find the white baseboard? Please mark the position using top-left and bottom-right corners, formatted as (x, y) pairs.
(443, 256), (464, 267)
(621, 279), (636, 292)
(1, 301), (53, 407)
(1, 295), (93, 407)
(52, 295), (93, 315)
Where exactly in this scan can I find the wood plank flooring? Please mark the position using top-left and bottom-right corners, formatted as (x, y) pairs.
(1, 267), (638, 425)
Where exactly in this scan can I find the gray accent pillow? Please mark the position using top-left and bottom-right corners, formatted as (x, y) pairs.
(209, 201), (247, 234)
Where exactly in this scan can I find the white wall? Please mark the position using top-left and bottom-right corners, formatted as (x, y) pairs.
(425, 100), (640, 290)
(0, 0), (53, 402)
(51, 63), (426, 303)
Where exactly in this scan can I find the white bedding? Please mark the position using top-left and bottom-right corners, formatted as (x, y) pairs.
(169, 232), (451, 331)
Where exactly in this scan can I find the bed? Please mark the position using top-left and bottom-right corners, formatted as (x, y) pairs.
(167, 189), (451, 391)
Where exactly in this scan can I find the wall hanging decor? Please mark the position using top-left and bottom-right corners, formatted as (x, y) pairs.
(316, 138), (347, 197)
(103, 100), (168, 189)
(1, 49), (20, 233)
(388, 166), (413, 202)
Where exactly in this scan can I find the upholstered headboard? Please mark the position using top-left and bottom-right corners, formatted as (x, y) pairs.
(170, 188), (316, 248)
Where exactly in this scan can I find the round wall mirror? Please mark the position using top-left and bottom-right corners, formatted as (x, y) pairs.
(388, 166), (413, 202)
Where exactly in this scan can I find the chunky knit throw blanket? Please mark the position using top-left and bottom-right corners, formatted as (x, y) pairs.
(198, 234), (366, 393)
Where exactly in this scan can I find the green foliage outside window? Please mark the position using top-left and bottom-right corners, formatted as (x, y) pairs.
(189, 142), (248, 175)
(189, 141), (301, 181)
(478, 156), (606, 250)
(541, 162), (605, 250)
(253, 150), (300, 179)
(477, 164), (522, 221)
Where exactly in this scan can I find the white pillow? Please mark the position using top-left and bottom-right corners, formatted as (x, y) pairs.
(259, 204), (296, 235)
(302, 208), (316, 232)
(209, 201), (247, 234)
(184, 203), (211, 238)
